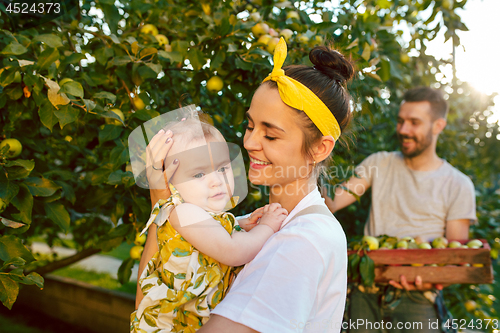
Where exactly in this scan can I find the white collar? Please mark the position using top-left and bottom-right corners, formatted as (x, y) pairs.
(279, 187), (323, 230)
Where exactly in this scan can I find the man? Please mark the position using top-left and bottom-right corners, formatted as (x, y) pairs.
(323, 87), (477, 332)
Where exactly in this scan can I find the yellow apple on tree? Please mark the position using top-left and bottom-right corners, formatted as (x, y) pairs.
(155, 34), (169, 46)
(286, 11), (300, 20)
(207, 76), (224, 93)
(280, 29), (293, 41)
(0, 138), (22, 158)
(141, 24), (159, 36)
(266, 37), (280, 54)
(250, 12), (261, 22)
(257, 34), (272, 45)
(251, 22), (270, 37)
(268, 28), (278, 37)
(133, 97), (146, 110)
(298, 34), (310, 44)
(130, 245), (144, 260)
(135, 233), (147, 246)
(400, 54), (410, 64)
(250, 190), (262, 201)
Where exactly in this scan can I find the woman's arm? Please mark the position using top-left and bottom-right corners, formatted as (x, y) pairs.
(136, 129), (176, 308)
(135, 222), (159, 309)
(170, 203), (287, 267)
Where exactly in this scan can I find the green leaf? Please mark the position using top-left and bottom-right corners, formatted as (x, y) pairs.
(93, 91), (116, 103)
(1, 257), (26, 270)
(54, 104), (80, 129)
(0, 235), (35, 263)
(15, 272), (44, 288)
(117, 258), (135, 284)
(107, 170), (134, 186)
(110, 200), (125, 226)
(139, 47), (158, 59)
(0, 179), (19, 202)
(38, 101), (59, 131)
(145, 63), (162, 74)
(94, 47), (114, 65)
(137, 65), (158, 81)
(4, 159), (35, 180)
(36, 48), (60, 70)
(0, 275), (19, 310)
(33, 34), (63, 48)
(1, 42), (28, 55)
(98, 237), (123, 253)
(24, 176), (61, 197)
(158, 51), (183, 62)
(99, 125), (123, 144)
(59, 81), (84, 98)
(0, 217), (25, 229)
(54, 180), (76, 205)
(348, 253), (361, 281)
(10, 183), (33, 224)
(44, 202), (70, 233)
(187, 48), (205, 71)
(100, 4), (120, 34)
(359, 254), (375, 287)
(211, 50), (226, 70)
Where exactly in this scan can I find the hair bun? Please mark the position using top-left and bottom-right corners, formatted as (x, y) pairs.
(309, 46), (354, 83)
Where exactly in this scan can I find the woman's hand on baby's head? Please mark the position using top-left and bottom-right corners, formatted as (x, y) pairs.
(258, 203), (288, 233)
(146, 129), (177, 188)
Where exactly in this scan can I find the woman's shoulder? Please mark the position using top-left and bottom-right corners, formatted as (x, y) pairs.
(280, 212), (347, 252)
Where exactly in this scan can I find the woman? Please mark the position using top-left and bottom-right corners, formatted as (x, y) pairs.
(137, 38), (355, 332)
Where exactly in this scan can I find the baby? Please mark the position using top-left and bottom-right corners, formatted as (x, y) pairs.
(131, 112), (287, 333)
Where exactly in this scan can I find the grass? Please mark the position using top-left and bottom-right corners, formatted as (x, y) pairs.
(51, 266), (137, 294)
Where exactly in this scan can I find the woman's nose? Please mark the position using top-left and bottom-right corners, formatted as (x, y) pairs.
(243, 130), (261, 151)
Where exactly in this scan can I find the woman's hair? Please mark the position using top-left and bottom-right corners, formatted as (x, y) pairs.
(263, 45), (355, 176)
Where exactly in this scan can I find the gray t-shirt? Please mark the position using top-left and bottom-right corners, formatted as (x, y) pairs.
(355, 151), (477, 242)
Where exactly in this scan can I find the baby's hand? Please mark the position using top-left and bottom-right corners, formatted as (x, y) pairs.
(258, 203), (288, 233)
(238, 206), (265, 232)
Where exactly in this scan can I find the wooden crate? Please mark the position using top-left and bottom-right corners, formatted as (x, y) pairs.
(348, 239), (493, 284)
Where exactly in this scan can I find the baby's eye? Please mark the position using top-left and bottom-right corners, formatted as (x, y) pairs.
(193, 173), (205, 179)
(218, 165), (230, 173)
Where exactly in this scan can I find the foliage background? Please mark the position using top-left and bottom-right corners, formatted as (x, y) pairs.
(0, 0), (498, 323)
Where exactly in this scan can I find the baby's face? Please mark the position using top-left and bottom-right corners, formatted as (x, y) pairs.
(166, 138), (235, 212)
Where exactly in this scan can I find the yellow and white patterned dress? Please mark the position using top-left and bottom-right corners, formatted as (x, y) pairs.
(130, 186), (242, 333)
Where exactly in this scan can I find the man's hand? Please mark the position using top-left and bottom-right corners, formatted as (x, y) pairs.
(389, 275), (444, 291)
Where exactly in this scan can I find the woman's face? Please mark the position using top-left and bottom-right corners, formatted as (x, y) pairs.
(243, 84), (311, 188)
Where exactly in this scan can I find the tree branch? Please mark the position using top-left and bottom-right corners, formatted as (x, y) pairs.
(26, 247), (101, 276)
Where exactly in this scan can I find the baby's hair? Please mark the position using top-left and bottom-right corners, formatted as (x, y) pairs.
(161, 107), (224, 145)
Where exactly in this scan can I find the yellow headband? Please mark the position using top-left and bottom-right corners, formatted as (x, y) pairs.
(262, 37), (341, 140)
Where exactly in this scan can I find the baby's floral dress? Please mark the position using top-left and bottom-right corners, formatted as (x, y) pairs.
(130, 185), (242, 333)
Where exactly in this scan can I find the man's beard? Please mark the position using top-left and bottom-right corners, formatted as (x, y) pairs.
(397, 129), (433, 158)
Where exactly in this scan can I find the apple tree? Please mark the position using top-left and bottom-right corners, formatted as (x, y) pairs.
(1, 0), (498, 319)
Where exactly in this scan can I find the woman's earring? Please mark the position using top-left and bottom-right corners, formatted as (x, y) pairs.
(313, 160), (317, 168)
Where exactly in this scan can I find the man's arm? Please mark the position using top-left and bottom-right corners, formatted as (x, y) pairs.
(323, 175), (371, 213)
(445, 219), (470, 240)
(198, 315), (258, 333)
